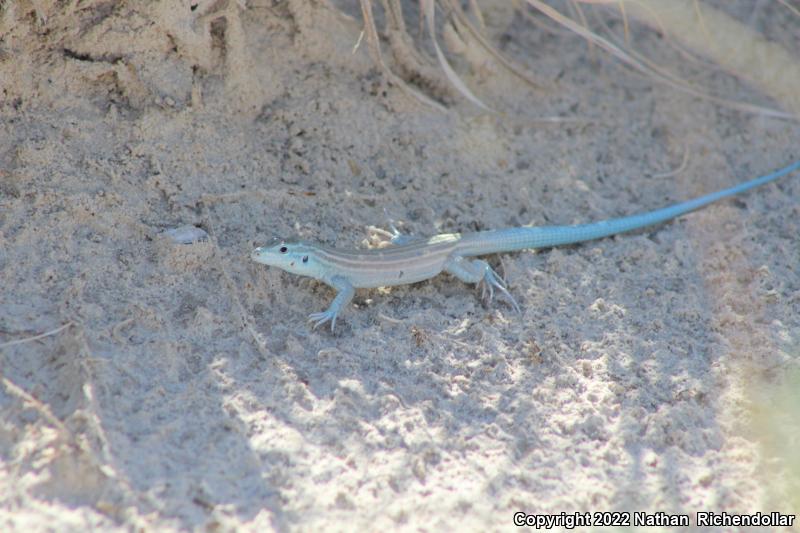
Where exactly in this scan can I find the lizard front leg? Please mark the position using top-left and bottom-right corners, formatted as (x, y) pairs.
(444, 256), (520, 313)
(308, 275), (355, 332)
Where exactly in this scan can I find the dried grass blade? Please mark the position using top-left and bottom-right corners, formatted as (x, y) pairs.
(524, 0), (795, 120)
(421, 0), (492, 111)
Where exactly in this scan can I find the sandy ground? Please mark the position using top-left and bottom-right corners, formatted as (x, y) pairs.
(1, 1), (799, 531)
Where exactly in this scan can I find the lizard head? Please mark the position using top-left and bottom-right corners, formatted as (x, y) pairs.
(251, 238), (322, 279)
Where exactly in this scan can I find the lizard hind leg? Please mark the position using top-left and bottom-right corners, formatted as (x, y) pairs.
(444, 257), (520, 313)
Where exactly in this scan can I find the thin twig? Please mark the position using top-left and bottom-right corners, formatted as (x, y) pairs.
(652, 144), (690, 179)
(0, 322), (73, 349)
(777, 0), (800, 18)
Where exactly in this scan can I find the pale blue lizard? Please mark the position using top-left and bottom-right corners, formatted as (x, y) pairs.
(251, 161), (799, 331)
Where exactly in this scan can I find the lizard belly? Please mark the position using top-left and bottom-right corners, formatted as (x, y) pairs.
(348, 260), (447, 288)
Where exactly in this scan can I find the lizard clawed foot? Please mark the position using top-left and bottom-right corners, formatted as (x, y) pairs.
(445, 257), (521, 314)
(479, 266), (520, 313)
(307, 277), (354, 333)
(308, 310), (339, 332)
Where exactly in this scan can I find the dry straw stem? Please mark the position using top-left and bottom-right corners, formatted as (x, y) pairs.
(576, 0), (800, 118)
(438, 0), (542, 90)
(358, 0), (450, 111)
(421, 0), (492, 111)
(526, 0), (796, 120)
(358, 0), (539, 112)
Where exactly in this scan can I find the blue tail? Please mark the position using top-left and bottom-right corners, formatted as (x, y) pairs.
(460, 160), (800, 255)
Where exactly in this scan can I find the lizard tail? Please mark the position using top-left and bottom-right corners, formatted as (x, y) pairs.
(459, 160), (800, 256)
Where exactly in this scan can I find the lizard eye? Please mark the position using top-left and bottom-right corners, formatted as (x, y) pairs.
(302, 255), (308, 263)
(279, 246), (288, 253)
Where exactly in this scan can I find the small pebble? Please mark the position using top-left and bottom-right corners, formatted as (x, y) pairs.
(163, 225), (208, 244)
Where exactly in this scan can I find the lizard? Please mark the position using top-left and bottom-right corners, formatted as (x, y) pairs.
(251, 160), (799, 331)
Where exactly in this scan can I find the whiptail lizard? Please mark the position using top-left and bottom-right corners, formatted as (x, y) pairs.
(252, 161), (799, 331)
